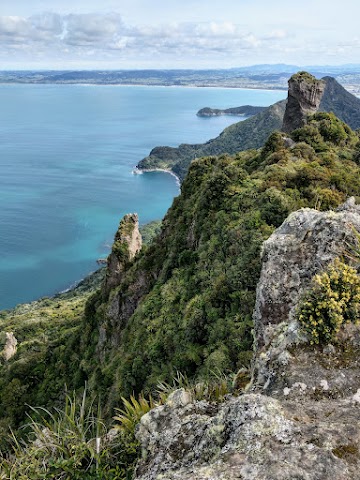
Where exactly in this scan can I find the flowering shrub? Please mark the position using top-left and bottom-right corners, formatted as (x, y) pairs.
(298, 258), (360, 344)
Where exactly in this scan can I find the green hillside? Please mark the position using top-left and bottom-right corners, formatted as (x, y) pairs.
(0, 112), (359, 478)
(138, 76), (360, 182)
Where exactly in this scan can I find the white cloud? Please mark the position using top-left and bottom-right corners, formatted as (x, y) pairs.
(64, 13), (123, 46)
(0, 9), (359, 68)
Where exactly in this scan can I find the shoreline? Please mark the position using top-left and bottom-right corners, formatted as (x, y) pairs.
(133, 167), (181, 187)
(0, 82), (287, 93)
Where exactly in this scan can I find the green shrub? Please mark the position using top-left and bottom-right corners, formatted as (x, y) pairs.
(298, 258), (360, 345)
(0, 389), (131, 479)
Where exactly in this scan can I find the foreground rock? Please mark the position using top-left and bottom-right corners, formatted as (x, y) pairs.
(135, 199), (360, 480)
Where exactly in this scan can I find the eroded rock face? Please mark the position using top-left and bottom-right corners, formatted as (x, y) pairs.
(103, 213), (142, 296)
(134, 199), (360, 480)
(282, 72), (325, 133)
(135, 389), (359, 480)
(254, 199), (360, 347)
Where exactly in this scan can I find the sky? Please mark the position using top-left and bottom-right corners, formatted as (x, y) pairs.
(0, 0), (359, 69)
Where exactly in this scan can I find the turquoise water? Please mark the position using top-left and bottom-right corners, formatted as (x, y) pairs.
(0, 84), (285, 309)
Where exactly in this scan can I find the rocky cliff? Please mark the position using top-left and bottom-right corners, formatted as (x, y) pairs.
(282, 72), (325, 132)
(134, 199), (360, 480)
(103, 214), (142, 296)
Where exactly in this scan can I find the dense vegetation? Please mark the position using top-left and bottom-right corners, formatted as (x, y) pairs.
(0, 269), (105, 451)
(0, 112), (360, 477)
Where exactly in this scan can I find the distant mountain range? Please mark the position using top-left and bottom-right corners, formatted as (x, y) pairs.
(137, 75), (360, 181)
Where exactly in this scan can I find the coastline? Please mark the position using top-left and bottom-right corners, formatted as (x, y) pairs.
(133, 167), (181, 187)
(0, 82), (287, 93)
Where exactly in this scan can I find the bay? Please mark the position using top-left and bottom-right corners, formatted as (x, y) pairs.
(0, 84), (285, 309)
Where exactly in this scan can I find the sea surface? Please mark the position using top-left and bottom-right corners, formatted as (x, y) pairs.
(0, 84), (285, 309)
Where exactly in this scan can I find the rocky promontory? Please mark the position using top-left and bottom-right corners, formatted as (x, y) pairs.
(197, 105), (266, 117)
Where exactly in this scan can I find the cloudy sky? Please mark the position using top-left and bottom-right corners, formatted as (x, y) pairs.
(1, 0), (359, 69)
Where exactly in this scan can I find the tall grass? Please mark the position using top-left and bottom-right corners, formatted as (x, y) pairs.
(0, 387), (125, 479)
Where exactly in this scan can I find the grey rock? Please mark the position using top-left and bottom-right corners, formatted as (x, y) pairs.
(2, 332), (17, 361)
(103, 213), (142, 296)
(135, 391), (359, 480)
(282, 72), (325, 133)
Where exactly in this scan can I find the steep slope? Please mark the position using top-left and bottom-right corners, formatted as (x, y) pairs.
(0, 269), (105, 447)
(134, 200), (360, 480)
(320, 76), (360, 130)
(83, 112), (360, 416)
(138, 73), (360, 181)
(0, 113), (359, 477)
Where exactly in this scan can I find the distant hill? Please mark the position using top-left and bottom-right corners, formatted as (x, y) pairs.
(197, 105), (266, 117)
(138, 75), (360, 181)
(320, 76), (360, 130)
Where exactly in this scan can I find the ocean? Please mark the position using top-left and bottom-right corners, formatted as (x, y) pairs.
(0, 84), (285, 309)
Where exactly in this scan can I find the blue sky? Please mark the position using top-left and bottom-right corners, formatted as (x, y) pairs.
(1, 0), (359, 69)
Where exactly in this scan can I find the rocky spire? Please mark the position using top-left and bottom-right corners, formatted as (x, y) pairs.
(282, 71), (325, 133)
(103, 213), (142, 296)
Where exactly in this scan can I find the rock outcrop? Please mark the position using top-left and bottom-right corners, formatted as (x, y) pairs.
(254, 198), (360, 347)
(102, 213), (142, 296)
(2, 332), (17, 361)
(134, 199), (360, 480)
(282, 71), (325, 133)
(98, 213), (148, 358)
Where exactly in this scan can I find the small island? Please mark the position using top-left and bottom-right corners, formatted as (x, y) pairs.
(197, 105), (266, 117)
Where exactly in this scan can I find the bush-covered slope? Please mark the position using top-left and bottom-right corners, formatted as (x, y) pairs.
(84, 112), (360, 412)
(138, 100), (287, 181)
(138, 75), (360, 181)
(0, 269), (105, 448)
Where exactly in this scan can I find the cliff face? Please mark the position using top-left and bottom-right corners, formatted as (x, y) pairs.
(103, 214), (142, 296)
(134, 199), (360, 480)
(282, 72), (325, 133)
(254, 199), (360, 349)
